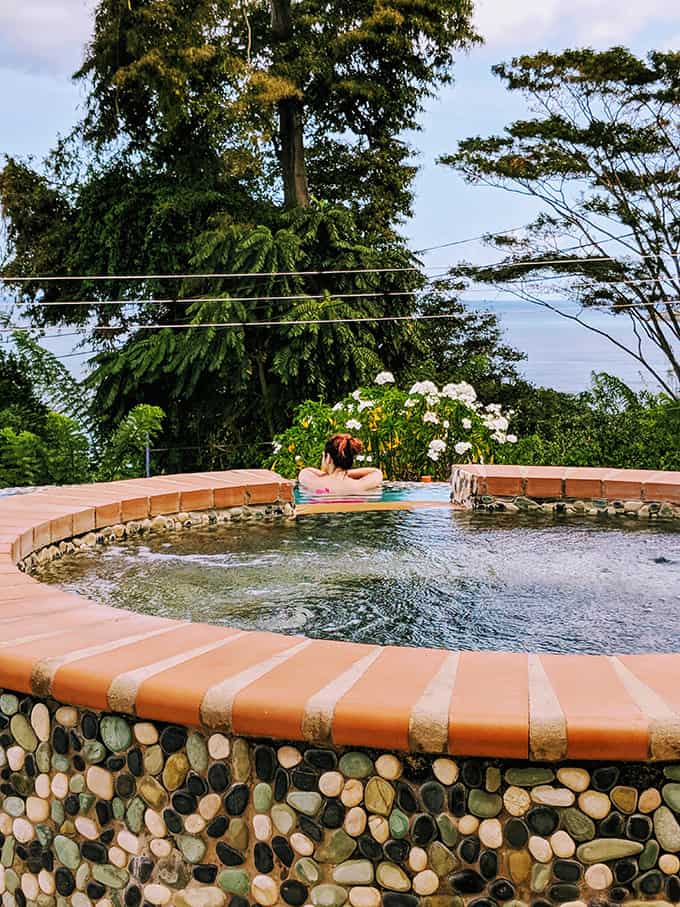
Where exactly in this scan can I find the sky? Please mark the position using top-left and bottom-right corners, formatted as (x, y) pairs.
(1, 0), (679, 392)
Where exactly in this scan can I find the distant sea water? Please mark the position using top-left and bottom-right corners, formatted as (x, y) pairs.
(472, 299), (676, 395)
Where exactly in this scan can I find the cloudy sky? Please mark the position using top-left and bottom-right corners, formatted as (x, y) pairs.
(1, 0), (679, 389)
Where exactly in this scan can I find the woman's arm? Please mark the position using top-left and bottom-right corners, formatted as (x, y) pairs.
(349, 468), (383, 490)
(347, 467), (378, 478)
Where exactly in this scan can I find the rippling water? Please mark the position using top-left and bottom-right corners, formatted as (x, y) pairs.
(41, 509), (680, 655)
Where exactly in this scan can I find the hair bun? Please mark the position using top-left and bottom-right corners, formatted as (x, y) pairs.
(349, 437), (363, 455)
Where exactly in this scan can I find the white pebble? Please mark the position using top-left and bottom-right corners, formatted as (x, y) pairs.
(34, 775), (50, 799)
(30, 703), (50, 743)
(21, 875), (38, 900)
(7, 748), (24, 772)
(584, 864), (613, 890)
(51, 773), (69, 799)
(531, 786), (575, 807)
(199, 794), (221, 821)
(550, 830), (576, 858)
(529, 835), (553, 863)
(290, 833), (314, 856)
(408, 848), (428, 872)
(0, 815), (11, 836)
(341, 779), (364, 807)
(349, 887), (381, 907)
(277, 746), (302, 769)
(344, 806), (367, 836)
(660, 854), (680, 875)
(458, 815), (479, 835)
(144, 885), (172, 906)
(133, 723), (158, 745)
(375, 755), (402, 780)
(117, 830), (141, 854)
(479, 818), (503, 849)
(556, 767), (590, 792)
(319, 772), (344, 798)
(74, 817), (99, 840)
(503, 786), (531, 816)
(253, 815), (272, 841)
(150, 839), (172, 858)
(86, 766), (113, 800)
(250, 876), (277, 907)
(184, 814), (206, 834)
(208, 734), (230, 760)
(12, 818), (34, 844)
(55, 707), (78, 728)
(72, 893), (91, 907)
(26, 797), (49, 823)
(413, 870), (439, 896)
(433, 758), (459, 786)
(108, 847), (127, 869)
(578, 790), (611, 820)
(38, 870), (55, 895)
(368, 815), (389, 844)
(144, 809), (166, 838)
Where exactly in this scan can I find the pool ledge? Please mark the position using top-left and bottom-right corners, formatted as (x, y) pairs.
(2, 468), (680, 761)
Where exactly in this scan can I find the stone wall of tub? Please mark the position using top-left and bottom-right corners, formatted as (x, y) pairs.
(2, 692), (680, 907)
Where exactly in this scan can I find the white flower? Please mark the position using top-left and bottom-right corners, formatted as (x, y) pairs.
(506, 434), (518, 444)
(295, 455), (302, 462)
(454, 441), (472, 455)
(462, 418), (472, 430)
(355, 454), (365, 462)
(332, 402), (343, 411)
(423, 411), (439, 424)
(404, 398), (418, 409)
(358, 400), (374, 412)
(272, 442), (282, 454)
(346, 419), (362, 430)
(425, 394), (439, 407)
(492, 431), (507, 443)
(428, 439), (446, 453)
(443, 420), (450, 429)
(442, 381), (477, 403)
(409, 380), (439, 396)
(427, 449), (441, 462)
(485, 403), (502, 413)
(366, 455), (373, 463)
(351, 390), (362, 401)
(375, 371), (395, 385)
(491, 416), (509, 432)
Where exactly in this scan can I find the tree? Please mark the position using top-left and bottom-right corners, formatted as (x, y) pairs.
(440, 48), (680, 398)
(97, 404), (165, 480)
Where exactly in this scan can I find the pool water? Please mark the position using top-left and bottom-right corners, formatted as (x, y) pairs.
(42, 507), (680, 656)
(294, 481), (451, 504)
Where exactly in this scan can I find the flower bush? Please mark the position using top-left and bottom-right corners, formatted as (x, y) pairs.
(265, 373), (517, 481)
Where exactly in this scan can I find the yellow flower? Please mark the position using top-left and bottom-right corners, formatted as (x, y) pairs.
(301, 418), (310, 429)
(288, 442), (296, 453)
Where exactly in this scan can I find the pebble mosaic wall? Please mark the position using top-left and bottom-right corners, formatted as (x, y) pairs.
(2, 692), (680, 907)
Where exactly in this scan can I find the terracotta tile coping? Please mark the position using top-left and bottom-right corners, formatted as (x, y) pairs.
(1, 467), (679, 761)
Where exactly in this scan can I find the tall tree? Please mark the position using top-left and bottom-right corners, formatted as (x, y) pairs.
(441, 48), (680, 397)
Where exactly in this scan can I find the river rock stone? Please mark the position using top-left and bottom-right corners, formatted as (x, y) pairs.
(316, 830), (357, 863)
(287, 792), (322, 816)
(576, 839), (644, 863)
(311, 884), (348, 907)
(100, 716), (132, 753)
(468, 790), (502, 818)
(365, 778), (395, 816)
(505, 768), (554, 787)
(333, 860), (374, 885)
(377, 863), (411, 892)
(654, 806), (680, 852)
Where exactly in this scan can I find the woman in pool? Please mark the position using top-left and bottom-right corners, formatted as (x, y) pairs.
(298, 434), (383, 495)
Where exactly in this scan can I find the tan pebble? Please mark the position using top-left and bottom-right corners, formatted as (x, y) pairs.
(38, 870), (55, 895)
(21, 875), (38, 900)
(611, 785), (638, 814)
(117, 830), (141, 854)
(584, 863), (613, 890)
(86, 766), (114, 800)
(133, 722), (159, 746)
(150, 839), (172, 858)
(509, 850), (531, 883)
(74, 817), (99, 840)
(556, 767), (590, 792)
(639, 788), (662, 813)
(433, 758), (459, 786)
(144, 809), (166, 838)
(199, 794), (222, 821)
(108, 847), (127, 869)
(458, 815), (479, 835)
(344, 806), (367, 836)
(277, 746), (302, 769)
(368, 815), (389, 844)
(34, 775), (50, 799)
(479, 818), (503, 849)
(13, 818), (34, 843)
(290, 833), (314, 856)
(7, 747), (25, 772)
(97, 900), (113, 907)
(0, 815), (10, 836)
(349, 887), (381, 907)
(319, 772), (344, 798)
(253, 815), (272, 841)
(208, 734), (230, 760)
(341, 779), (364, 807)
(528, 836), (552, 863)
(531, 786), (575, 807)
(408, 848), (428, 872)
(578, 791), (611, 820)
(55, 706), (78, 728)
(184, 814), (206, 834)
(375, 755), (402, 780)
(72, 892), (91, 907)
(26, 796), (49, 823)
(413, 870), (439, 896)
(144, 885), (172, 906)
(660, 854), (680, 875)
(550, 830), (575, 858)
(51, 773), (69, 800)
(250, 876), (277, 907)
(30, 703), (50, 743)
(504, 786), (531, 816)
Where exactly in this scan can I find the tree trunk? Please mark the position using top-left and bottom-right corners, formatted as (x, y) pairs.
(270, 0), (310, 208)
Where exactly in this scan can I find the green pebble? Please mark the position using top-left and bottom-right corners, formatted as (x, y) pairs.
(428, 841), (457, 877)
(389, 809), (409, 839)
(100, 716), (132, 753)
(37, 896), (55, 907)
(468, 789), (502, 818)
(92, 866), (129, 889)
(296, 858), (321, 885)
(663, 783), (680, 812)
(10, 773), (32, 796)
(654, 806), (680, 852)
(436, 815), (458, 847)
(36, 825), (53, 848)
(139, 776), (168, 809)
(57, 899), (70, 907)
(576, 839), (644, 864)
(217, 870), (250, 896)
(79, 793), (96, 813)
(51, 754), (70, 772)
(561, 807), (596, 842)
(4, 797), (25, 817)
(332, 860), (374, 886)
(311, 885), (348, 907)
(364, 778), (395, 816)
(485, 766), (501, 793)
(1, 836), (14, 869)
(253, 783), (273, 813)
(54, 835), (80, 870)
(76, 864), (90, 890)
(231, 739), (250, 782)
(287, 791), (322, 816)
(10, 713), (37, 751)
(0, 694), (18, 716)
(112, 798), (125, 820)
(225, 818), (249, 852)
(664, 766), (680, 781)
(69, 775), (85, 794)
(186, 733), (209, 773)
(125, 797), (146, 834)
(177, 835), (206, 864)
(640, 840), (660, 871)
(531, 862), (551, 893)
(83, 741), (107, 765)
(315, 830), (357, 863)
(51, 802), (64, 825)
(271, 804), (297, 835)
(338, 752), (373, 779)
(505, 767), (554, 787)
(144, 745), (164, 776)
(5, 870), (19, 893)
(36, 743), (51, 773)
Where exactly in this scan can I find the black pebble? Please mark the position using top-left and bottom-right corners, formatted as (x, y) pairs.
(396, 780), (418, 814)
(229, 898), (249, 907)
(87, 882), (106, 900)
(479, 850), (498, 880)
(292, 770), (318, 792)
(42, 851), (53, 871)
(127, 748), (143, 777)
(321, 799), (344, 829)
(450, 783), (467, 816)
(667, 875), (680, 902)
(451, 870), (486, 894)
(305, 749), (337, 771)
(55, 868), (75, 896)
(126, 886), (142, 907)
(52, 726), (69, 755)
(187, 773), (208, 798)
(468, 900), (496, 907)
(461, 762), (483, 787)
(69, 730), (83, 752)
(610, 888), (629, 902)
(160, 726), (187, 754)
(24, 755), (36, 778)
(27, 858), (42, 874)
(106, 756), (125, 771)
(163, 809), (183, 834)
(358, 835), (382, 861)
(15, 845), (28, 861)
(254, 746), (276, 781)
(553, 860), (581, 882)
(208, 763), (229, 793)
(193, 866), (218, 885)
(216, 843), (245, 866)
(81, 842), (107, 863)
(547, 884), (580, 902)
(99, 829), (115, 845)
(614, 859), (638, 884)
(254, 843), (274, 874)
(384, 840), (409, 863)
(627, 814), (652, 841)
(15, 890), (26, 907)
(459, 837), (481, 864)
(81, 713), (98, 739)
(207, 816), (228, 838)
(224, 784), (249, 816)
(299, 816), (323, 843)
(281, 881), (307, 907)
(116, 774), (135, 799)
(129, 857), (153, 883)
(383, 895), (418, 907)
(412, 813), (437, 846)
(636, 871), (662, 895)
(592, 766), (619, 791)
(489, 879), (515, 901)
(600, 812), (625, 837)
(64, 795), (80, 816)
(532, 901), (552, 907)
(274, 768), (289, 802)
(527, 806), (559, 836)
(272, 835), (295, 866)
(72, 755), (86, 773)
(421, 781), (445, 814)
(172, 791), (197, 815)
(505, 818), (528, 848)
